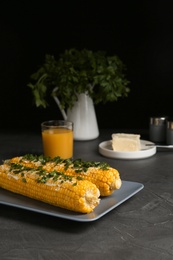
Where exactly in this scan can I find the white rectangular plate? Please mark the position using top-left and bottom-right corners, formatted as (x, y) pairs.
(0, 181), (144, 222)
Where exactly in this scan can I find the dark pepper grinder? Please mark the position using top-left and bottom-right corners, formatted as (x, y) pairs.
(166, 120), (173, 145)
(149, 117), (167, 143)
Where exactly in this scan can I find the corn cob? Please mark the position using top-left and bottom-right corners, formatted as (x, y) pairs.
(8, 154), (122, 196)
(0, 158), (100, 213)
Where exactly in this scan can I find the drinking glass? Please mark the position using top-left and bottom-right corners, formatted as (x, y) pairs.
(41, 120), (73, 159)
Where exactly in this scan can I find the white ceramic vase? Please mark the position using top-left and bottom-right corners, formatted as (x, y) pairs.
(53, 91), (99, 141)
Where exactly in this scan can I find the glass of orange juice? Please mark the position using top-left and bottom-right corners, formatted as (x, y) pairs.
(41, 120), (73, 159)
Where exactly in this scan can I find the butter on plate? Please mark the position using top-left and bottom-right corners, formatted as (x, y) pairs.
(112, 133), (141, 152)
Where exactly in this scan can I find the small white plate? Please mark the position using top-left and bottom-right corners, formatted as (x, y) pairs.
(99, 140), (156, 160)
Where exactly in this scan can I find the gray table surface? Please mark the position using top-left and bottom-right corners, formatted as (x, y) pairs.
(0, 129), (173, 260)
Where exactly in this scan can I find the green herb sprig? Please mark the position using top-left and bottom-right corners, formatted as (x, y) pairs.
(28, 48), (130, 110)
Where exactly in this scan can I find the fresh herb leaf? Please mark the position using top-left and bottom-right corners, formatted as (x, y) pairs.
(28, 49), (130, 110)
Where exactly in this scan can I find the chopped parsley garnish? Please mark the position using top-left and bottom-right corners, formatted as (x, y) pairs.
(20, 154), (110, 171)
(8, 154), (110, 185)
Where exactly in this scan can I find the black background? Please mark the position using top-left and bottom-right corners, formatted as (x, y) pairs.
(1, 0), (173, 133)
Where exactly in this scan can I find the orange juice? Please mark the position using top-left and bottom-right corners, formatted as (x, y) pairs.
(42, 128), (73, 159)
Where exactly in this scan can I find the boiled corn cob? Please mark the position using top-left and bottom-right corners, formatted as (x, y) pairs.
(9, 154), (122, 196)
(0, 157), (100, 213)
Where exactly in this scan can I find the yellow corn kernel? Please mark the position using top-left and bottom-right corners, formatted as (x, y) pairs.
(0, 162), (100, 213)
(8, 155), (122, 196)
(53, 164), (122, 196)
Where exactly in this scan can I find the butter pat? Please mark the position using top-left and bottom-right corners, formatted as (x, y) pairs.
(112, 133), (141, 152)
